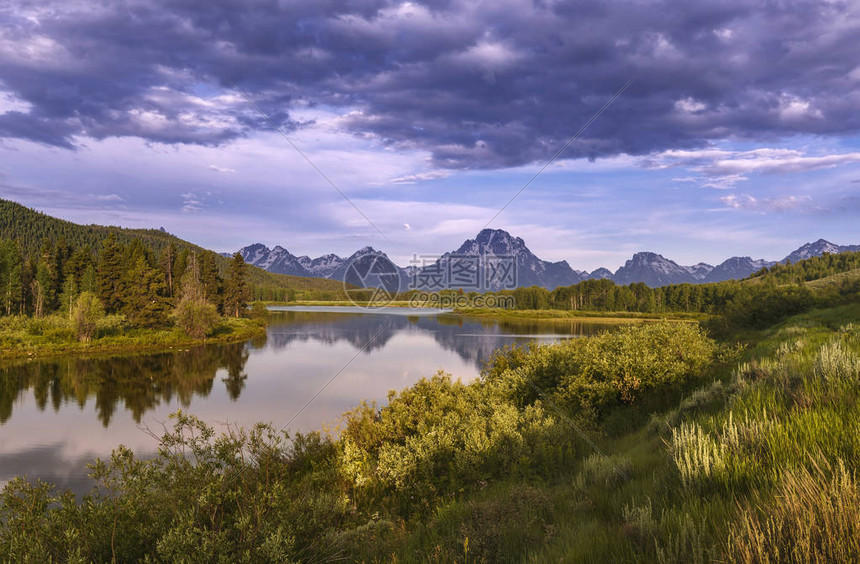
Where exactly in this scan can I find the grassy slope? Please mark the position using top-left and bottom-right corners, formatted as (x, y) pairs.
(805, 266), (860, 292)
(0, 198), (346, 294)
(388, 302), (860, 562)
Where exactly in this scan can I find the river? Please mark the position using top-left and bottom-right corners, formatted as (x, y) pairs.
(0, 307), (621, 493)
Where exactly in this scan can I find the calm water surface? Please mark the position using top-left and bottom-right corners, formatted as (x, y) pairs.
(0, 307), (620, 493)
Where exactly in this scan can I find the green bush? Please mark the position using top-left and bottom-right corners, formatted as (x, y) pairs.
(173, 296), (219, 338)
(249, 301), (268, 321)
(339, 373), (572, 507)
(485, 322), (717, 418)
(0, 413), (347, 562)
(72, 291), (104, 342)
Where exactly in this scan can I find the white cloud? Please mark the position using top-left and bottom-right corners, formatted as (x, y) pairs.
(181, 192), (203, 213)
(674, 97), (706, 113)
(0, 90), (33, 114)
(389, 170), (450, 184)
(720, 193), (812, 212)
(650, 146), (860, 186)
(208, 164), (236, 174)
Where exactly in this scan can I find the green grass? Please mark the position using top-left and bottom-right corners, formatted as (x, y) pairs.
(388, 304), (860, 562)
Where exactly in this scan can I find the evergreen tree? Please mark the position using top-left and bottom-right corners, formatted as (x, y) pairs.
(0, 240), (23, 315)
(199, 250), (223, 311)
(160, 241), (177, 298)
(36, 239), (59, 313)
(223, 252), (250, 318)
(97, 236), (126, 313)
(123, 256), (170, 327)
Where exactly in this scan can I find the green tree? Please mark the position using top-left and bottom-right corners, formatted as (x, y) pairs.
(159, 241), (177, 297)
(173, 256), (219, 339)
(0, 240), (23, 316)
(199, 250), (223, 311)
(97, 236), (126, 313)
(123, 256), (170, 327)
(223, 252), (250, 318)
(72, 291), (104, 342)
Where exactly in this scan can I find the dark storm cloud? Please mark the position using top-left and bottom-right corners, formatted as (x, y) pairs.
(1, 0), (859, 168)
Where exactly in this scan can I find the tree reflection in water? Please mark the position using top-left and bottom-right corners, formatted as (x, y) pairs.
(0, 339), (259, 427)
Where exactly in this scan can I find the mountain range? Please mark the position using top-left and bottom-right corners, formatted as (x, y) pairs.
(235, 231), (860, 290)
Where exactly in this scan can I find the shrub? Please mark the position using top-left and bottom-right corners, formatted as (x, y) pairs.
(71, 292), (104, 342)
(173, 296), (219, 338)
(249, 301), (268, 321)
(567, 322), (716, 405)
(484, 322), (717, 419)
(0, 413), (347, 562)
(339, 373), (572, 506)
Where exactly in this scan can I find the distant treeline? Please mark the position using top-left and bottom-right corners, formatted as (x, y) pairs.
(421, 250), (860, 327)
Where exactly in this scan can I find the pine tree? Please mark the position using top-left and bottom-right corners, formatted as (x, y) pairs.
(97, 236), (127, 313)
(36, 239), (59, 313)
(160, 241), (176, 298)
(123, 256), (170, 327)
(223, 252), (250, 318)
(199, 250), (223, 311)
(0, 240), (23, 316)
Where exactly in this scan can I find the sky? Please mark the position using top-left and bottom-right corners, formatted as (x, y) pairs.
(1, 0), (859, 272)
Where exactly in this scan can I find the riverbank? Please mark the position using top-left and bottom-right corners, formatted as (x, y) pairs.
(267, 299), (423, 308)
(0, 315), (267, 361)
(265, 301), (708, 322)
(454, 307), (708, 322)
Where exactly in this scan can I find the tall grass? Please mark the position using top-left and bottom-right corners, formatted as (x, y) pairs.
(727, 459), (860, 563)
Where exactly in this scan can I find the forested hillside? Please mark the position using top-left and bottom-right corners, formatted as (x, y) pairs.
(0, 198), (348, 303)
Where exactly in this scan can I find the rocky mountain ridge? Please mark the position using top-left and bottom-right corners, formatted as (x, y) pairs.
(237, 232), (858, 289)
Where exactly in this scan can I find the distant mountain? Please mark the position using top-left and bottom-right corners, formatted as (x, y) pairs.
(587, 268), (614, 280)
(704, 257), (775, 283)
(238, 243), (409, 290)
(236, 234), (860, 290)
(685, 263), (715, 281)
(612, 252), (696, 287)
(430, 229), (584, 290)
(297, 254), (344, 278)
(782, 239), (860, 264)
(328, 247), (410, 291)
(239, 244), (309, 277)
